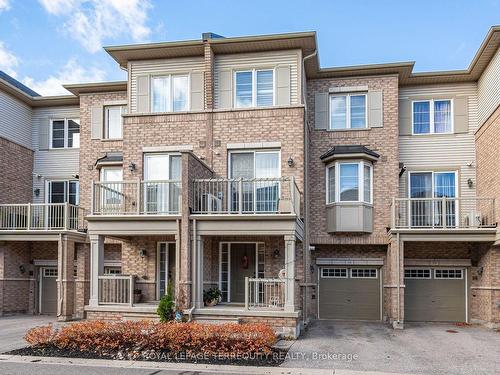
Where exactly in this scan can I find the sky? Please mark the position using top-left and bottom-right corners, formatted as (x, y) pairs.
(0, 0), (498, 96)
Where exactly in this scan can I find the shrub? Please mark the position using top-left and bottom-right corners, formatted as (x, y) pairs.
(157, 284), (175, 322)
(24, 320), (277, 357)
(203, 287), (222, 304)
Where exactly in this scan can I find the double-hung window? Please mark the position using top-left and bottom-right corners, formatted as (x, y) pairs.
(326, 161), (372, 204)
(50, 119), (80, 149)
(329, 94), (367, 130)
(412, 99), (452, 134)
(151, 74), (189, 113)
(235, 69), (274, 108)
(104, 106), (125, 139)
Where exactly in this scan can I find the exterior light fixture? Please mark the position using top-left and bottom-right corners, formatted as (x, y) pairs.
(128, 162), (136, 172)
(139, 249), (147, 258)
(287, 157), (294, 167)
(273, 249), (280, 258)
(34, 188), (40, 197)
(467, 178), (473, 188)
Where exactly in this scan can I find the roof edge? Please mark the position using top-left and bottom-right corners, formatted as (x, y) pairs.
(63, 81), (127, 96)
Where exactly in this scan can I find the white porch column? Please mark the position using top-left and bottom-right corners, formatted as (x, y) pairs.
(284, 235), (296, 312)
(88, 234), (104, 307)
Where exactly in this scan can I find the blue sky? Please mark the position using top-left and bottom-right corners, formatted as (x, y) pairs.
(0, 0), (498, 96)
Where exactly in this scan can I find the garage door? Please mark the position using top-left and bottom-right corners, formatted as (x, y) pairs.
(405, 268), (466, 322)
(40, 267), (57, 315)
(319, 267), (381, 320)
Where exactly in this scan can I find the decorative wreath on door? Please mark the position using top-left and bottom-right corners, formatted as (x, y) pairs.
(241, 254), (249, 269)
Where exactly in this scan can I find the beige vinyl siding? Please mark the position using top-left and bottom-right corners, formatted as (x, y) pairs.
(478, 48), (500, 126)
(399, 84), (478, 198)
(32, 106), (80, 203)
(129, 57), (205, 113)
(0, 90), (33, 149)
(214, 49), (301, 108)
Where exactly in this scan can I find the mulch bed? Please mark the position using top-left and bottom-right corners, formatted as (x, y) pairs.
(7, 346), (288, 367)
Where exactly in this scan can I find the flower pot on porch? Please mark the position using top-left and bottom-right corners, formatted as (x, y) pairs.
(133, 289), (142, 304)
(205, 299), (218, 307)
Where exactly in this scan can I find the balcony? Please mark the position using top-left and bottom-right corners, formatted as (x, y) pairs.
(192, 177), (300, 215)
(0, 203), (86, 232)
(92, 180), (181, 215)
(391, 197), (497, 241)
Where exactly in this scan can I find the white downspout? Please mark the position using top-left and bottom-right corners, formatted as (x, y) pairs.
(396, 232), (401, 325)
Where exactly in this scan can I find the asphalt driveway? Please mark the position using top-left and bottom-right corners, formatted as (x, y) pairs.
(0, 315), (58, 353)
(281, 320), (500, 374)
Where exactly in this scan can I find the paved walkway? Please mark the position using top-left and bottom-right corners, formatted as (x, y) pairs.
(0, 315), (57, 353)
(282, 320), (500, 374)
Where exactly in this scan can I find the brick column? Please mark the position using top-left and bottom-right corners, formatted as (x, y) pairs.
(75, 243), (90, 318)
(178, 154), (192, 309)
(89, 234), (104, 307)
(203, 41), (215, 168)
(57, 234), (75, 321)
(284, 235), (296, 312)
(387, 236), (404, 328)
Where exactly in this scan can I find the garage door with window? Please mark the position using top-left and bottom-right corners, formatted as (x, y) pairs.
(405, 267), (466, 322)
(319, 267), (381, 320)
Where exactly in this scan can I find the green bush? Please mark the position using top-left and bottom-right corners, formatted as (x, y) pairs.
(157, 283), (175, 322)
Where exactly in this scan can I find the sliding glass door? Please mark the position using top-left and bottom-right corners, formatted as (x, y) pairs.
(229, 151), (280, 213)
(409, 171), (457, 227)
(144, 154), (181, 214)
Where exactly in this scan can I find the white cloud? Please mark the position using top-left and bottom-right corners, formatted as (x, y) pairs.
(23, 58), (106, 96)
(0, 0), (10, 12)
(0, 41), (19, 77)
(39, 0), (152, 53)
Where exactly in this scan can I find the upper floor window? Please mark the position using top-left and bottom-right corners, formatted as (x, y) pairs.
(104, 105), (125, 139)
(151, 74), (189, 113)
(326, 161), (372, 204)
(47, 180), (79, 205)
(235, 69), (274, 108)
(50, 118), (80, 149)
(330, 94), (367, 130)
(412, 99), (452, 134)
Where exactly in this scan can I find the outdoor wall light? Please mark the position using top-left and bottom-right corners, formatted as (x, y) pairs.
(128, 162), (136, 172)
(139, 249), (147, 258)
(34, 188), (40, 197)
(19, 265), (26, 274)
(273, 249), (280, 259)
(287, 157), (294, 167)
(467, 178), (474, 188)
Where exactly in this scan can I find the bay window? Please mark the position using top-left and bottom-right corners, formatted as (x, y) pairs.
(329, 94), (367, 130)
(50, 118), (80, 149)
(151, 74), (189, 113)
(235, 69), (274, 108)
(412, 99), (452, 134)
(326, 161), (372, 203)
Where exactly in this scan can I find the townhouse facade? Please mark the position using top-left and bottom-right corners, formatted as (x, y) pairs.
(0, 26), (498, 337)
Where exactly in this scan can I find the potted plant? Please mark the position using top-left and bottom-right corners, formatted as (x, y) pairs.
(133, 288), (142, 304)
(203, 287), (222, 307)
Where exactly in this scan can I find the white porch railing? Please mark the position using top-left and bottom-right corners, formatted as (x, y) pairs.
(192, 177), (301, 215)
(391, 197), (496, 229)
(97, 275), (134, 306)
(245, 277), (285, 310)
(0, 203), (86, 231)
(92, 180), (181, 215)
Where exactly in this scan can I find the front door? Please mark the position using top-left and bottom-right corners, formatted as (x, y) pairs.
(230, 243), (256, 303)
(157, 242), (176, 299)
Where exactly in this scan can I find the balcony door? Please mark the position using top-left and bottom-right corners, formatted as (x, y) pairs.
(143, 154), (181, 214)
(157, 242), (176, 299)
(409, 171), (457, 227)
(229, 150), (280, 213)
(100, 167), (123, 214)
(46, 180), (79, 228)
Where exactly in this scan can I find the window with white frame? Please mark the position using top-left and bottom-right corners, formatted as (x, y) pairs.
(104, 105), (125, 139)
(326, 161), (372, 203)
(329, 94), (367, 130)
(151, 74), (189, 113)
(350, 268), (377, 278)
(321, 268), (347, 278)
(434, 269), (463, 279)
(412, 99), (452, 134)
(50, 118), (80, 149)
(404, 268), (431, 279)
(47, 180), (79, 205)
(104, 266), (122, 275)
(235, 69), (274, 108)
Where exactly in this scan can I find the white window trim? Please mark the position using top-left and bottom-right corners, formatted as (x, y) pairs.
(227, 149), (281, 179)
(321, 267), (348, 278)
(45, 179), (80, 205)
(326, 160), (373, 204)
(104, 105), (124, 140)
(150, 73), (191, 113)
(434, 268), (464, 279)
(350, 268), (378, 279)
(407, 170), (458, 199)
(328, 93), (368, 130)
(411, 99), (454, 135)
(404, 267), (432, 279)
(234, 68), (276, 109)
(49, 118), (80, 149)
(100, 166), (123, 181)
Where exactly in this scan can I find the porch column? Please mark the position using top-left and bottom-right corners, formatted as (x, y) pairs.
(88, 234), (104, 307)
(57, 234), (75, 321)
(284, 235), (296, 312)
(192, 234), (204, 309)
(387, 235), (404, 329)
